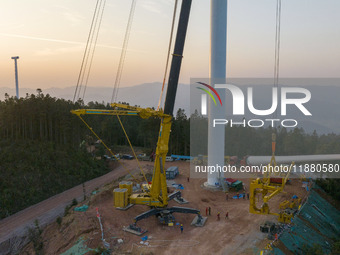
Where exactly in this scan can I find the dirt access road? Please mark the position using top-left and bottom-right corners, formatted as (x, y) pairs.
(2, 159), (308, 255)
(0, 160), (138, 254)
(22, 161), (308, 255)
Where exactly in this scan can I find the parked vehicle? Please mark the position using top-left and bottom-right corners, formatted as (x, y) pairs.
(171, 155), (193, 161)
(111, 154), (120, 160)
(137, 153), (151, 161)
(122, 154), (134, 160)
(103, 154), (120, 161)
(165, 156), (173, 162)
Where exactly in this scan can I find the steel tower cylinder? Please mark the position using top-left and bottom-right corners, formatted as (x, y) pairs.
(206, 0), (227, 187)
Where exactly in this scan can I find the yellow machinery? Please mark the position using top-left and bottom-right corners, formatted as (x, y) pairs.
(72, 0), (193, 211)
(119, 181), (133, 196)
(71, 0), (205, 233)
(249, 134), (297, 223)
(113, 188), (129, 208)
(71, 103), (172, 207)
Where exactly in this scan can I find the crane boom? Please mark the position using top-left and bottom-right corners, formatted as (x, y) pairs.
(71, 0), (192, 208)
(164, 0), (192, 116)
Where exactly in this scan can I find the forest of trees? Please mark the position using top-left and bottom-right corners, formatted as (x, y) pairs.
(190, 111), (340, 157)
(0, 92), (110, 219)
(0, 91), (191, 219)
(0, 90), (340, 219)
(0, 92), (190, 155)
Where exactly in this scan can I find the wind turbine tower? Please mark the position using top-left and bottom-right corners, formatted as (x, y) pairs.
(206, 0), (227, 187)
(11, 56), (20, 99)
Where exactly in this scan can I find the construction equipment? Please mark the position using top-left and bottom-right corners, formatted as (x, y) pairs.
(72, 103), (173, 207)
(72, 0), (205, 234)
(249, 175), (296, 223)
(165, 166), (179, 179)
(249, 133), (297, 223)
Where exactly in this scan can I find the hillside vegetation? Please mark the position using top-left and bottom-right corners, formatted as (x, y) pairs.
(0, 91), (189, 219)
(0, 140), (107, 219)
(1, 90), (340, 219)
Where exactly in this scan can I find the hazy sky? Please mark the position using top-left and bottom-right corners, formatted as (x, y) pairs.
(1, 0), (339, 94)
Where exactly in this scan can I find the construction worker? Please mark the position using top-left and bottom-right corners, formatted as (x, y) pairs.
(208, 206), (211, 216)
(187, 177), (190, 182)
(180, 224), (183, 233)
(217, 212), (220, 221)
(150, 151), (154, 162)
(225, 212), (229, 219)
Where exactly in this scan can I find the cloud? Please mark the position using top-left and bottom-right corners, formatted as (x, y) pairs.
(0, 23), (25, 30)
(62, 11), (84, 27)
(35, 45), (85, 56)
(0, 33), (147, 53)
(139, 0), (163, 14)
(0, 33), (84, 45)
(160, 0), (173, 6)
(52, 5), (85, 27)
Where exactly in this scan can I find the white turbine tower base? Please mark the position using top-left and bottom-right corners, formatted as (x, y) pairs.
(205, 0), (227, 188)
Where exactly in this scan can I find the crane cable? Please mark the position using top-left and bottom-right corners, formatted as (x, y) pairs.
(75, 115), (140, 184)
(82, 0), (107, 100)
(73, 0), (101, 103)
(73, 0), (106, 103)
(271, 0), (282, 165)
(273, 0), (281, 121)
(111, 0), (136, 104)
(76, 111), (149, 186)
(116, 115), (149, 184)
(77, 0), (103, 101)
(157, 0), (179, 111)
(71, 1), (148, 186)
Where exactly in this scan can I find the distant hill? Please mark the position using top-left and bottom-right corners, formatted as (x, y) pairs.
(1, 81), (340, 134)
(0, 82), (190, 113)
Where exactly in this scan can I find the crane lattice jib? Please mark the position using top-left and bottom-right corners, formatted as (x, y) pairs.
(71, 104), (172, 207)
(71, 103), (169, 119)
(71, 0), (192, 208)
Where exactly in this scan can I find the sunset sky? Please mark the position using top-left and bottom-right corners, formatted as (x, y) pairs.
(1, 0), (339, 94)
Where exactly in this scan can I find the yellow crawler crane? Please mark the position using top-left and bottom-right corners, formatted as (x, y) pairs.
(72, 0), (205, 235)
(71, 103), (171, 207)
(249, 134), (297, 223)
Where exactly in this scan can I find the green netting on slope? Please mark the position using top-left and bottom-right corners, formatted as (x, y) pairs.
(74, 205), (89, 212)
(60, 237), (93, 255)
(275, 186), (340, 254)
(272, 248), (285, 255)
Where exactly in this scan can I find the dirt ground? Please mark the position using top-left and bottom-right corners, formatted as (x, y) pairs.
(21, 160), (309, 255)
